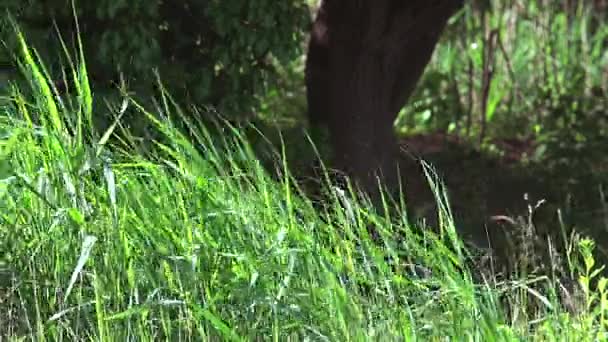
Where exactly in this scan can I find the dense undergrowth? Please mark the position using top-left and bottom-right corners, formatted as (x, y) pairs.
(2, 27), (608, 340)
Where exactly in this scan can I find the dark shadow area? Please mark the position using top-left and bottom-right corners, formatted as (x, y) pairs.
(249, 123), (608, 280)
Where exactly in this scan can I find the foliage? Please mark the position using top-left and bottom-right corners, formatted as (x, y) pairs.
(3, 34), (608, 340)
(1, 0), (311, 120)
(396, 0), (607, 162)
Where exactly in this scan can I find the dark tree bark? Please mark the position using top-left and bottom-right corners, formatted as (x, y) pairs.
(306, 0), (463, 200)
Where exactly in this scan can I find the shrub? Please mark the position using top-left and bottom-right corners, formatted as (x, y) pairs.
(1, 0), (312, 119)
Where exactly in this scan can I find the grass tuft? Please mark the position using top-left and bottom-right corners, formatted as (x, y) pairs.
(1, 25), (608, 341)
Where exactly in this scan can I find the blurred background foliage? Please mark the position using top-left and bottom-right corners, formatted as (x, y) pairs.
(0, 0), (311, 122)
(399, 0), (607, 170)
(0, 0), (607, 209)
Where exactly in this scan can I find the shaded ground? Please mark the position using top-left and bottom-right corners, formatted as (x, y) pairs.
(259, 126), (608, 273)
(397, 133), (549, 229)
(398, 132), (608, 262)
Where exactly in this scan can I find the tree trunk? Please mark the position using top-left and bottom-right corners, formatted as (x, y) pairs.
(306, 0), (463, 200)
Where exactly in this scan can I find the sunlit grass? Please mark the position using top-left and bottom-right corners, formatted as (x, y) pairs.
(1, 24), (608, 341)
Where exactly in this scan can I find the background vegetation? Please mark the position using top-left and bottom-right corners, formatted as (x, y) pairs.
(0, 0), (311, 120)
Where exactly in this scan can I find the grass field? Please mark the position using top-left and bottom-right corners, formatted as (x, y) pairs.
(2, 29), (608, 341)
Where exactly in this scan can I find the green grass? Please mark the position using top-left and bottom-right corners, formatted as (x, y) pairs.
(2, 28), (608, 341)
(398, 1), (607, 148)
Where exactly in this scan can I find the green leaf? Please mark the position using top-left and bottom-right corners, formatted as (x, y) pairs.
(68, 208), (85, 225)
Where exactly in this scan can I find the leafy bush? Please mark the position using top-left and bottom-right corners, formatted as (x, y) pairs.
(1, 0), (311, 119)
